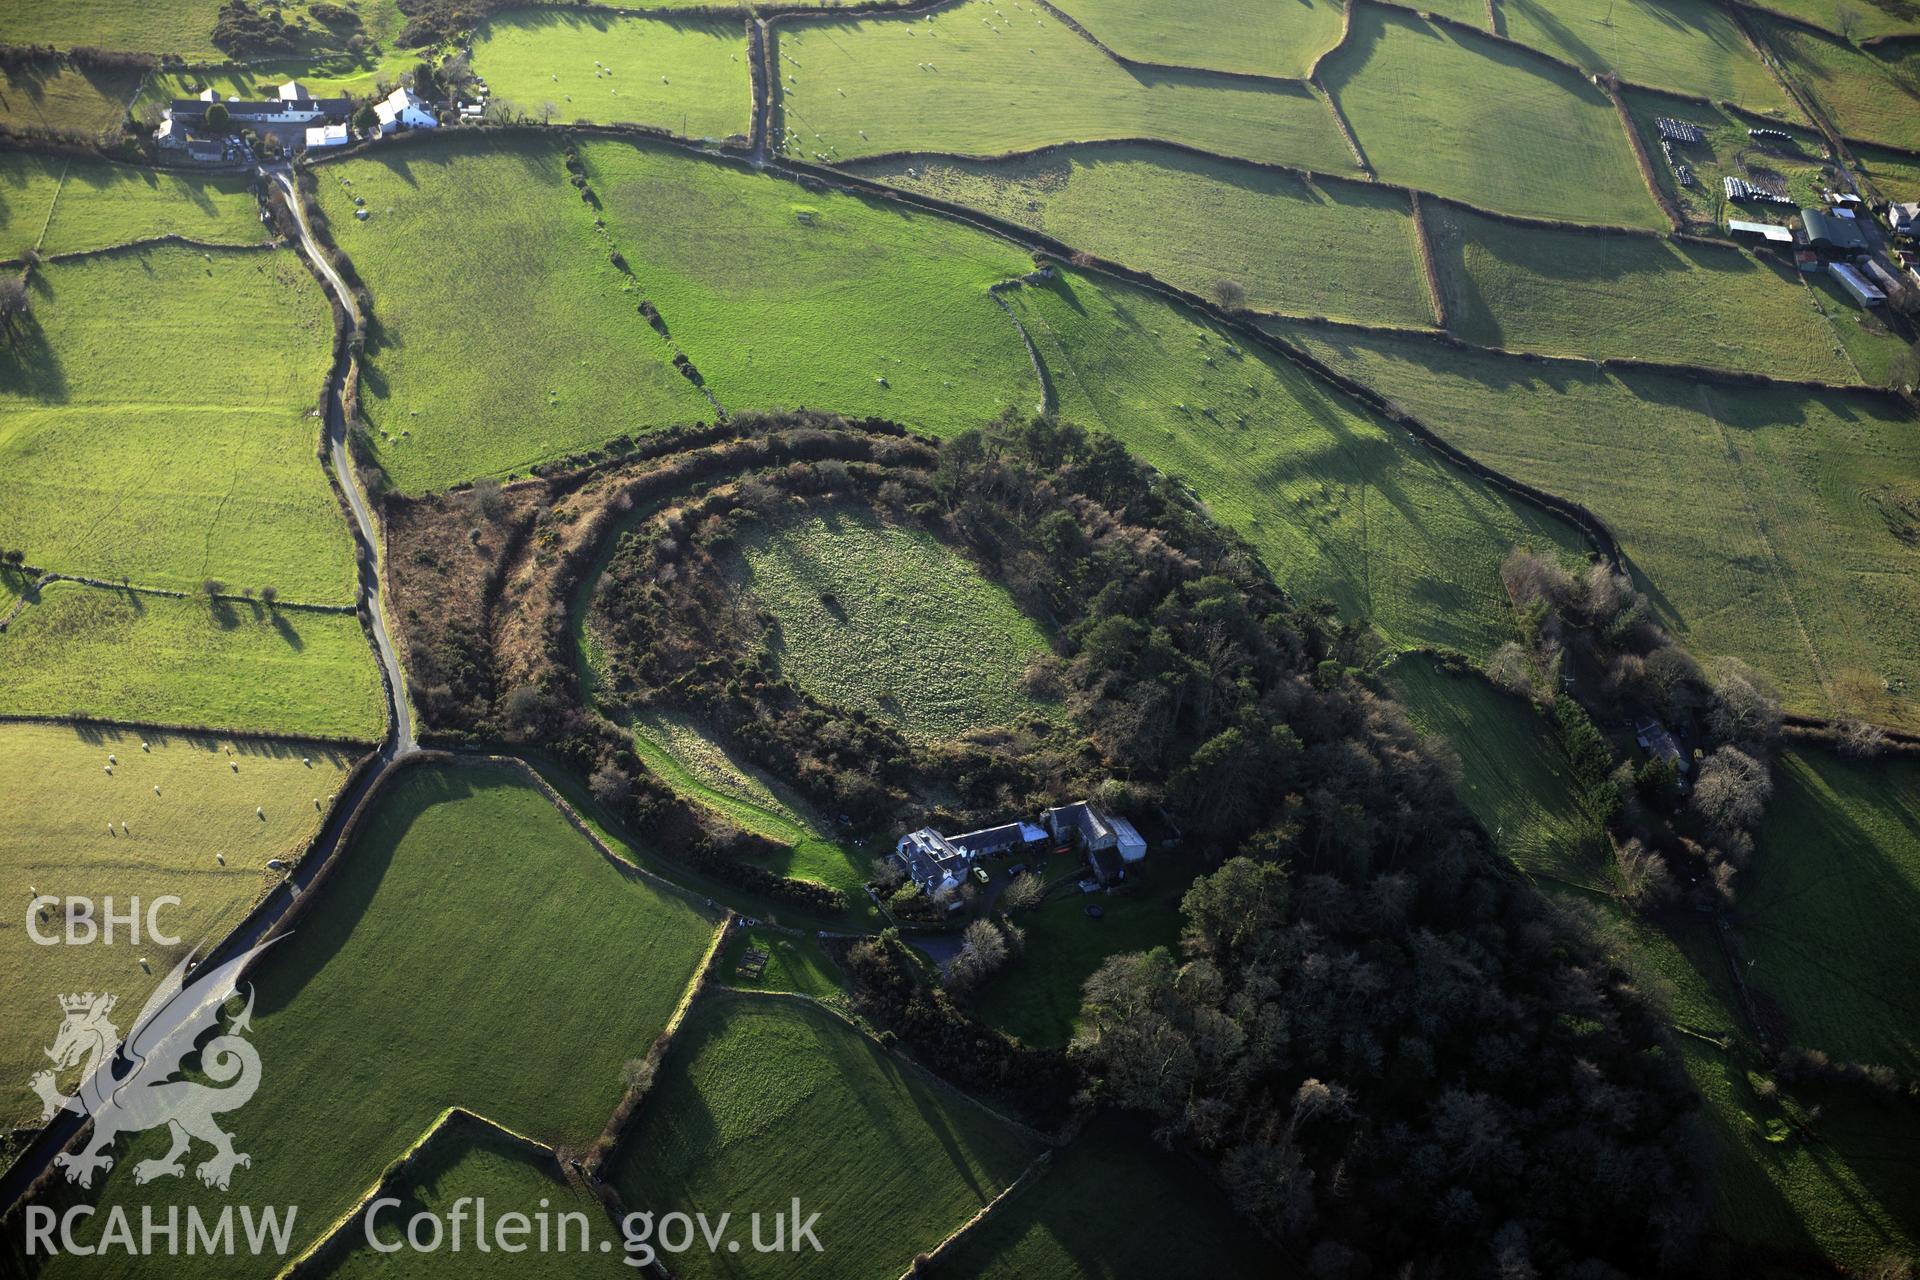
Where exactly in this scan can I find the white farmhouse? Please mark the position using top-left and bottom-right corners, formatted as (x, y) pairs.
(373, 86), (440, 135)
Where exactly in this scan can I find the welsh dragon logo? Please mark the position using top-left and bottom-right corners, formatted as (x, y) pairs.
(29, 942), (275, 1192)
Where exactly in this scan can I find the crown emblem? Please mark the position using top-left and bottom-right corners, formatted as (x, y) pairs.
(59, 992), (114, 1015)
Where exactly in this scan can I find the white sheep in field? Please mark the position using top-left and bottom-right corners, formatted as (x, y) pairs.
(153, 785), (161, 796)
(104, 766), (112, 775)
(216, 852), (225, 865)
(120, 821), (128, 833)
(303, 757), (311, 767)
(256, 806), (265, 819)
(141, 741), (149, 751)
(230, 761), (239, 772)
(107, 754), (116, 765)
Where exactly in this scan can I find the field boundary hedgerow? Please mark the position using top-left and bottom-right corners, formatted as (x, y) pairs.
(894, 1146), (1057, 1279)
(580, 908), (735, 1180)
(1023, 0), (1320, 89)
(1314, 73), (1374, 174)
(275, 1105), (580, 1280)
(1605, 79), (1687, 231)
(1307, 0), (1360, 82)
(20, 230), (274, 267)
(987, 279), (1058, 414)
(1407, 190), (1448, 329)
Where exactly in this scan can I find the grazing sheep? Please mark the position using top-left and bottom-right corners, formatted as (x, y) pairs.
(141, 741), (149, 751)
(153, 785), (160, 795)
(303, 757), (311, 767)
(230, 761), (239, 772)
(256, 806), (265, 819)
(120, 821), (128, 832)
(104, 766), (112, 775)
(107, 754), (116, 765)
(216, 852), (225, 865)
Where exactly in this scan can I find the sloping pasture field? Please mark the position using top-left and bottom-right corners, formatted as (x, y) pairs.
(0, 724), (356, 1114)
(1426, 202), (1861, 380)
(0, 245), (357, 602)
(307, 1117), (627, 1279)
(1741, 748), (1920, 1074)
(925, 1116), (1268, 1278)
(577, 137), (1039, 436)
(0, 582), (384, 738)
(721, 927), (843, 999)
(471, 9), (751, 137)
(1046, 0), (1347, 79)
(1500, 0), (1791, 110)
(1856, 138), (1920, 201)
(0, 153), (255, 261)
(1621, 87), (1833, 228)
(1322, 5), (1666, 227)
(14, 760), (721, 1280)
(771, 0), (1356, 173)
(1762, 19), (1920, 149)
(1008, 271), (1591, 658)
(0, 60), (140, 135)
(850, 143), (1438, 328)
(728, 505), (1056, 740)
(1275, 324), (1920, 730)
(311, 134), (711, 493)
(1384, 657), (1610, 888)
(609, 993), (1043, 1280)
(1753, 0), (1920, 38)
(0, 0), (225, 57)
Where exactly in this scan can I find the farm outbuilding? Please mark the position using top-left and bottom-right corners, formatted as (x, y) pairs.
(1800, 207), (1868, 254)
(1890, 203), (1920, 239)
(305, 123), (350, 150)
(1828, 262), (1886, 308)
(1728, 218), (1794, 246)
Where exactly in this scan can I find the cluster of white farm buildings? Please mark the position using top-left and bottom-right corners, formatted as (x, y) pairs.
(893, 800), (1147, 899)
(156, 81), (453, 162)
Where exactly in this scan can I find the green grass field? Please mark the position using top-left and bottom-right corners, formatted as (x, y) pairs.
(0, 152), (261, 265)
(0, 0), (400, 59)
(307, 1116), (625, 1279)
(1427, 201), (1862, 380)
(0, 245), (357, 603)
(926, 1115), (1268, 1279)
(1047, 0), (1347, 78)
(40, 158), (265, 256)
(0, 59), (138, 135)
(311, 134), (711, 494)
(721, 926), (845, 999)
(971, 860), (1191, 1047)
(1751, 0), (1920, 38)
(1622, 87), (1835, 229)
(1585, 905), (1920, 1270)
(1275, 324), (1920, 729)
(1763, 18), (1920, 149)
(1500, 0), (1791, 109)
(1323, 5), (1666, 227)
(730, 506), (1055, 740)
(0, 723), (355, 1119)
(1008, 270), (1590, 657)
(471, 9), (751, 137)
(850, 143), (1437, 328)
(18, 759), (721, 1280)
(136, 42), (422, 108)
(625, 707), (879, 909)
(0, 582), (384, 738)
(610, 993), (1043, 1280)
(1384, 656), (1610, 888)
(771, 0), (1356, 173)
(578, 137), (1040, 437)
(1856, 137), (1920, 200)
(1741, 748), (1920, 1074)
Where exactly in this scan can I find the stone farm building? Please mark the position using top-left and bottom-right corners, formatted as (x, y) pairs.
(1044, 801), (1147, 887)
(893, 821), (1047, 897)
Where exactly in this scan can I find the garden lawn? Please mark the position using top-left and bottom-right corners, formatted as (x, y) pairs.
(1008, 271), (1590, 658)
(971, 860), (1191, 1047)
(772, 0), (1356, 174)
(1047, 0), (1346, 79)
(1764, 19), (1920, 149)
(471, 9), (751, 137)
(1385, 657), (1609, 888)
(0, 723), (356, 1119)
(307, 1115), (626, 1279)
(1622, 87), (1833, 229)
(0, 582), (384, 739)
(1428, 202), (1860, 381)
(0, 245), (357, 602)
(1740, 748), (1920, 1074)
(1322, 5), (1665, 227)
(1500, 0), (1790, 110)
(609, 993), (1043, 1280)
(1274, 324), (1920, 729)
(926, 1116), (1269, 1279)
(578, 137), (1039, 437)
(851, 143), (1437, 328)
(17, 760), (722, 1280)
(729, 506), (1055, 739)
(311, 134), (710, 493)
(721, 926), (844, 999)
(0, 59), (140, 135)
